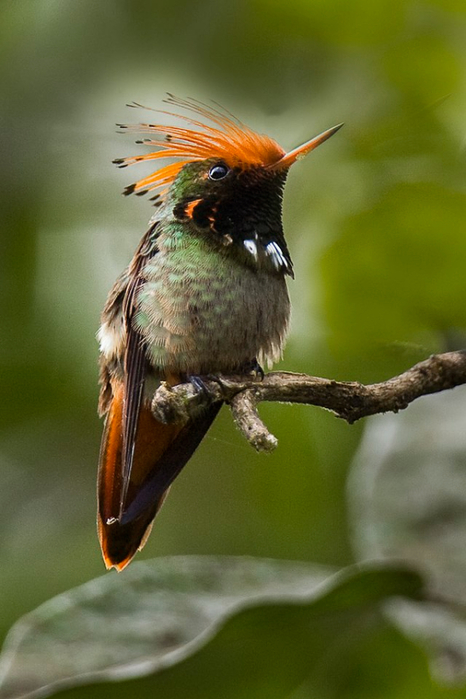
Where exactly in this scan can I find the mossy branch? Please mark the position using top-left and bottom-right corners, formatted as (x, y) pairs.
(151, 351), (466, 453)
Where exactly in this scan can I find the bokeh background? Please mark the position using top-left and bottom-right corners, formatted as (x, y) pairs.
(1, 0), (466, 696)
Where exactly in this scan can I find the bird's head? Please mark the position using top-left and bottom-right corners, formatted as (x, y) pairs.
(114, 95), (342, 276)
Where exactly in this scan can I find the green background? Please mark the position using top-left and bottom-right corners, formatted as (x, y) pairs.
(1, 0), (465, 696)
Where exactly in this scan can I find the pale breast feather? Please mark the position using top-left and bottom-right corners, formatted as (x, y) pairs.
(97, 320), (125, 359)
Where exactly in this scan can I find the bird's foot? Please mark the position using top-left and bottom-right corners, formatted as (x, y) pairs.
(187, 373), (228, 400)
(240, 358), (265, 381)
(187, 374), (211, 396)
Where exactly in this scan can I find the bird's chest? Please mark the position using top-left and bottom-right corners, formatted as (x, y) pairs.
(134, 237), (290, 374)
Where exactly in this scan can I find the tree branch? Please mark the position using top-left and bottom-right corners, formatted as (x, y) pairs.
(151, 350), (466, 453)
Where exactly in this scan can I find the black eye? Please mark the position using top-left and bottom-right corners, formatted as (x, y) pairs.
(208, 162), (229, 181)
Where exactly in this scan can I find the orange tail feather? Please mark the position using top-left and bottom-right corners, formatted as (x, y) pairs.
(97, 384), (221, 571)
(97, 386), (181, 571)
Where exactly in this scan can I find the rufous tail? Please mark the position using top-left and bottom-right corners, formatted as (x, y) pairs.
(97, 386), (221, 571)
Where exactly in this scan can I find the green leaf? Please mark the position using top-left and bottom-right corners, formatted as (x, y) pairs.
(0, 557), (422, 699)
(349, 387), (466, 684)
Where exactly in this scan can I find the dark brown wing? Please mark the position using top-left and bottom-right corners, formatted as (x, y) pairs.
(119, 272), (148, 516)
(119, 401), (222, 526)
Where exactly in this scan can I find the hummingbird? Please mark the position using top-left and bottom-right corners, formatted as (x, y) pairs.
(97, 95), (342, 570)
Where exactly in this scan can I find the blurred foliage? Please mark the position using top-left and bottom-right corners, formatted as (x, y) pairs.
(351, 387), (466, 685)
(0, 560), (423, 699)
(0, 0), (465, 696)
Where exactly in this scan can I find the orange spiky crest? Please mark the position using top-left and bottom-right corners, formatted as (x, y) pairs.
(113, 95), (286, 198)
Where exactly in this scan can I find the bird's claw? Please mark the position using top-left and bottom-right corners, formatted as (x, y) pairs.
(241, 358), (265, 380)
(187, 375), (211, 396)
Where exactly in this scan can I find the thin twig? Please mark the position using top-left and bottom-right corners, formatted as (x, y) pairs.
(151, 351), (466, 452)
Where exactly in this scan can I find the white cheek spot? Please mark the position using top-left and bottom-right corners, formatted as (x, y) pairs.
(243, 239), (258, 259)
(97, 321), (124, 358)
(266, 241), (288, 271)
